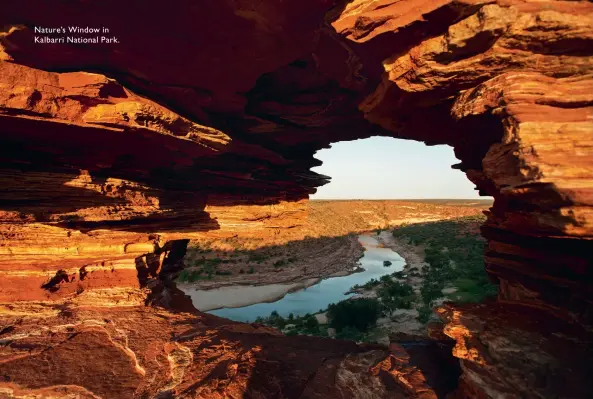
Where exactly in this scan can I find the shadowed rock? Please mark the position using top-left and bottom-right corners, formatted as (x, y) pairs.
(0, 0), (592, 397)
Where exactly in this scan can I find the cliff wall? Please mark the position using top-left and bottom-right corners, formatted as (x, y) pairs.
(0, 0), (591, 397)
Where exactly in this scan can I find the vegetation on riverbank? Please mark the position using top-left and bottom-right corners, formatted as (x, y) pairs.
(175, 200), (489, 287)
(393, 215), (497, 307)
(252, 216), (497, 342)
(187, 213), (496, 345)
(253, 298), (383, 342)
(176, 233), (364, 286)
(327, 298), (381, 332)
(378, 278), (415, 311)
(339, 215), (497, 330)
(177, 258), (228, 281)
(255, 311), (325, 337)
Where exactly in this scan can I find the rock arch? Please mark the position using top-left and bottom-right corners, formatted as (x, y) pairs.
(0, 0), (591, 397)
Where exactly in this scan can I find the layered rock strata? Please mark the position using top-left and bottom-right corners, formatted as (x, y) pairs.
(1, 298), (442, 399)
(0, 0), (592, 397)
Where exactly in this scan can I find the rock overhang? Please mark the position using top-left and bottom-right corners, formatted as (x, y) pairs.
(0, 1), (592, 397)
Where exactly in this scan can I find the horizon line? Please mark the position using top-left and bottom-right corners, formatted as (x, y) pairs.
(309, 198), (493, 201)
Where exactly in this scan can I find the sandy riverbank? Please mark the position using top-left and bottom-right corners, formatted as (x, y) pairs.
(178, 200), (489, 291)
(182, 234), (365, 291)
(294, 230), (432, 340)
(349, 230), (430, 339)
(180, 277), (321, 311)
(377, 231), (426, 293)
(182, 235), (384, 312)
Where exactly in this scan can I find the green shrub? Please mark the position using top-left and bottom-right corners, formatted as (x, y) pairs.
(358, 278), (381, 290)
(248, 253), (267, 262)
(335, 326), (363, 341)
(420, 280), (443, 305)
(378, 280), (415, 311)
(391, 271), (406, 279)
(177, 269), (212, 282)
(177, 270), (190, 282)
(327, 298), (381, 332)
(417, 305), (433, 323)
(392, 215), (497, 306)
(302, 314), (320, 333)
(450, 278), (498, 303)
(268, 311), (286, 329)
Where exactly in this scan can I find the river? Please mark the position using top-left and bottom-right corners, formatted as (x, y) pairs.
(182, 234), (405, 322)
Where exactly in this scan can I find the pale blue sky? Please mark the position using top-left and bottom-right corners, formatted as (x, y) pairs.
(310, 136), (484, 199)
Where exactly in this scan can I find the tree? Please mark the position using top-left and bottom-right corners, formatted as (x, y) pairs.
(303, 314), (319, 333)
(421, 280), (442, 305)
(378, 280), (415, 311)
(335, 326), (363, 341)
(268, 310), (285, 329)
(417, 306), (433, 323)
(327, 298), (380, 332)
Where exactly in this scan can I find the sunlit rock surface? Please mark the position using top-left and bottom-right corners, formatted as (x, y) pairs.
(0, 0), (592, 397)
(1, 291), (442, 399)
(436, 302), (593, 399)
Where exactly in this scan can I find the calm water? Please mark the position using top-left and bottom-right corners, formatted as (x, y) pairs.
(201, 234), (405, 322)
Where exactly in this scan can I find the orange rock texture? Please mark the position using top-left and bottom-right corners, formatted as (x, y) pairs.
(0, 0), (592, 397)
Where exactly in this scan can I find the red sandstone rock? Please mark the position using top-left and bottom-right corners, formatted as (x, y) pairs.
(0, 285), (442, 398)
(1, 0), (592, 397)
(437, 302), (593, 398)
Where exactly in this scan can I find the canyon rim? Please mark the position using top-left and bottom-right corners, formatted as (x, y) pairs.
(1, 0), (592, 398)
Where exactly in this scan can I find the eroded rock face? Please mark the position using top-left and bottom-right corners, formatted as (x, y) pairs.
(1, 295), (442, 399)
(1, 0), (592, 397)
(436, 302), (593, 399)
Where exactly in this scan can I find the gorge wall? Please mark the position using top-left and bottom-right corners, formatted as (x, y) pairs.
(1, 0), (592, 398)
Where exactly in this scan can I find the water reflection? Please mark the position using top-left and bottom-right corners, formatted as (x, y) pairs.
(192, 234), (404, 322)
